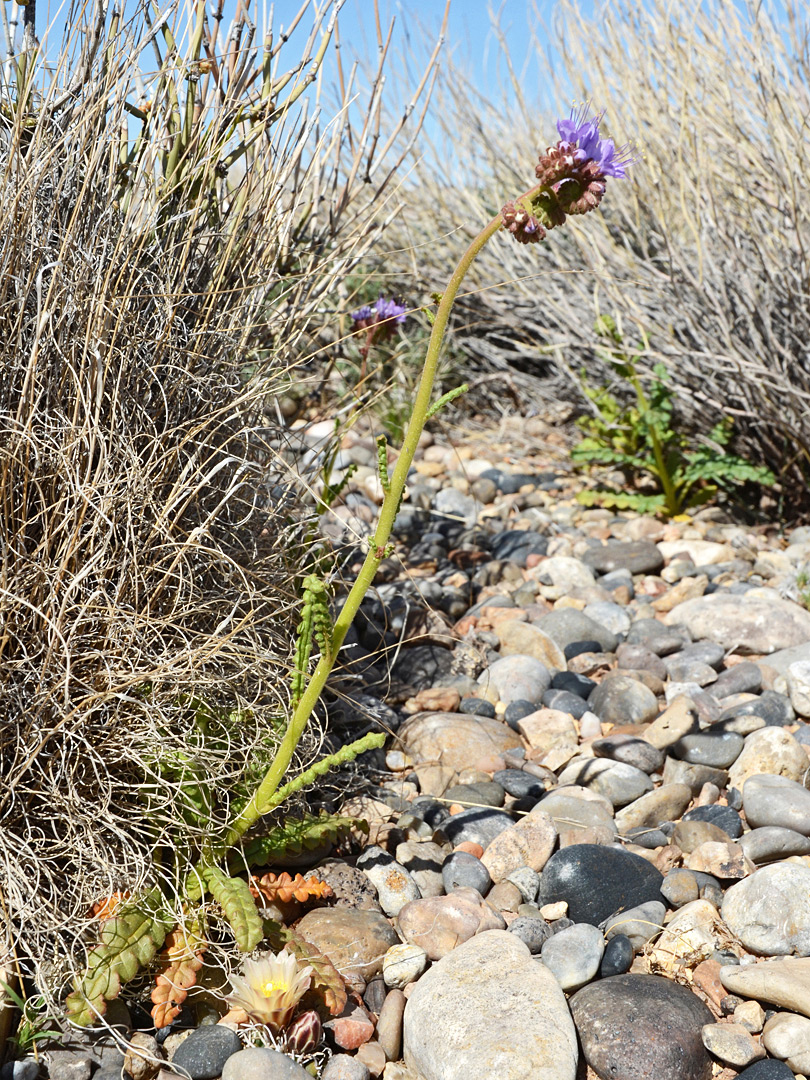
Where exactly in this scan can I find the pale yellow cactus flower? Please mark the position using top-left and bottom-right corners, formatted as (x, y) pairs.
(226, 950), (313, 1030)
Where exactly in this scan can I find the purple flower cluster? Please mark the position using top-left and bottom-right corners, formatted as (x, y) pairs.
(556, 104), (636, 180)
(501, 104), (636, 243)
(350, 293), (407, 329)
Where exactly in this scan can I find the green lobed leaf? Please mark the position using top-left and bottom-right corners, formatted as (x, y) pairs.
(234, 812), (369, 870)
(203, 867), (263, 952)
(65, 889), (173, 1026)
(576, 488), (667, 514)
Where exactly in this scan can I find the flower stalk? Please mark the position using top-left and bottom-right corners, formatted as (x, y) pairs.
(200, 104), (637, 872)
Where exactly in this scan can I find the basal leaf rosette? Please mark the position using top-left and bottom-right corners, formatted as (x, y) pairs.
(226, 950), (313, 1031)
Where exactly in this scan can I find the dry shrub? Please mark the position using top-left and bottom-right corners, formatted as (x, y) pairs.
(390, 0), (809, 502)
(0, 0), (441, 998)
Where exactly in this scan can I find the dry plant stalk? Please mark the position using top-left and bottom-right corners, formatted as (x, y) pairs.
(0, 0), (443, 1009)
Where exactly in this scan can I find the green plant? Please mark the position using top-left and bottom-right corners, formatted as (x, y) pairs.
(572, 315), (774, 517)
(0, 981), (63, 1059)
(63, 103), (632, 1030)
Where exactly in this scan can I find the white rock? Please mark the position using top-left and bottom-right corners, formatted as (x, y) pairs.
(788, 661), (810, 717)
(763, 1010), (810, 1074)
(403, 930), (578, 1080)
(382, 944), (428, 989)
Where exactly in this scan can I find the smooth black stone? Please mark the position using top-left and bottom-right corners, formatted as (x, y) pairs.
(581, 540), (664, 575)
(441, 807), (514, 847)
(737, 1062), (795, 1079)
(509, 915), (552, 953)
(442, 851), (492, 895)
(551, 670), (597, 699)
(600, 934), (634, 976)
(542, 688), (589, 719)
(170, 1025), (242, 1080)
(503, 699), (538, 724)
(536, 845), (664, 926)
(683, 804), (743, 839)
(459, 697), (496, 717)
(711, 661), (763, 698)
(570, 974), (713, 1080)
(493, 768), (547, 800)
(564, 639), (603, 660)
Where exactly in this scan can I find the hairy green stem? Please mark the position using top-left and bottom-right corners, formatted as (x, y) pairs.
(207, 210), (502, 859)
(198, 180), (553, 875)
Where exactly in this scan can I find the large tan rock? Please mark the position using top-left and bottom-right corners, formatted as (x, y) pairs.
(403, 930), (577, 1080)
(397, 712), (520, 774)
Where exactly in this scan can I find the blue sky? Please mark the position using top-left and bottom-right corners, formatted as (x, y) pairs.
(29, 0), (583, 99)
(269, 0), (583, 108)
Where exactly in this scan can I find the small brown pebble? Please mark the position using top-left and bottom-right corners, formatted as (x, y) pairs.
(355, 1040), (387, 1077)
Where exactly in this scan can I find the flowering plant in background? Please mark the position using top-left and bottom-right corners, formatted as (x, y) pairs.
(350, 293), (408, 377)
(226, 951), (313, 1031)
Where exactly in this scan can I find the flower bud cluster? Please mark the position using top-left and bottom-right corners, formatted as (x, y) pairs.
(502, 104), (636, 244)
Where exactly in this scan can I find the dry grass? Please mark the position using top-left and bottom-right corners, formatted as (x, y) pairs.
(388, 0), (810, 507)
(0, 0), (442, 1005)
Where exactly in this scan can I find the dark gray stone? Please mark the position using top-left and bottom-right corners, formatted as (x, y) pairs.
(0, 1063), (40, 1080)
(582, 540), (664, 575)
(661, 868), (700, 908)
(592, 733), (665, 774)
(672, 731), (744, 768)
(588, 675), (659, 726)
(600, 934), (634, 976)
(442, 851), (492, 895)
(564, 639), (603, 660)
(509, 915), (552, 953)
(626, 620), (689, 655)
(625, 827), (669, 849)
(672, 641), (726, 669)
(489, 529), (549, 565)
(570, 974), (714, 1080)
(711, 662), (763, 698)
(541, 688), (589, 718)
(683, 804), (743, 839)
(170, 1025), (242, 1080)
(736, 1061), (796, 1079)
(551, 670), (597, 699)
(459, 698), (496, 717)
(617, 642), (669, 680)
(443, 781), (505, 808)
(440, 807), (515, 848)
(720, 691), (795, 727)
(493, 769), (547, 800)
(503, 700), (538, 726)
(536, 845), (663, 926)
